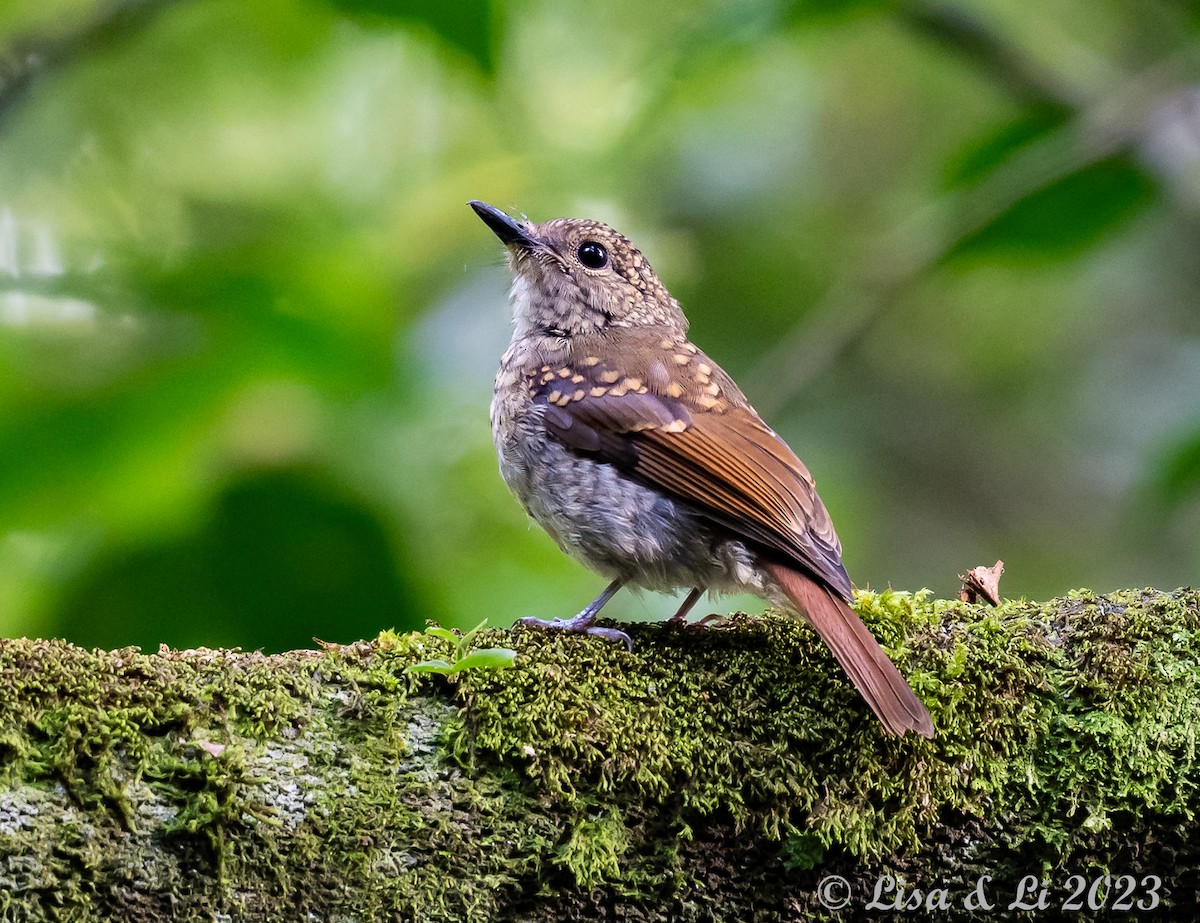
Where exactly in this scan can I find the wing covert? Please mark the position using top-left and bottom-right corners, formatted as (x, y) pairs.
(527, 355), (852, 599)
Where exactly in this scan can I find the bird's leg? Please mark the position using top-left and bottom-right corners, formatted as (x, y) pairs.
(518, 579), (631, 649)
(667, 587), (704, 625)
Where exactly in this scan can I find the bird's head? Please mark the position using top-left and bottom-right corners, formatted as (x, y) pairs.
(470, 201), (687, 339)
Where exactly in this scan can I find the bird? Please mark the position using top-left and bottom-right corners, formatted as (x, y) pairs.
(470, 200), (934, 738)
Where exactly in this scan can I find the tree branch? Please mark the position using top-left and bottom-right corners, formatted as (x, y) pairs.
(1, 587), (1197, 920)
(743, 13), (1195, 415)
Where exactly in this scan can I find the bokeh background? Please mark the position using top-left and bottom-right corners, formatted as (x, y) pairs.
(2, 0), (1199, 652)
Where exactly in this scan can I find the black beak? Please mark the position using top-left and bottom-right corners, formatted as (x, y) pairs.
(469, 201), (536, 248)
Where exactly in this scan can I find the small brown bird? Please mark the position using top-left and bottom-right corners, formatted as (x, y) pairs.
(471, 201), (934, 738)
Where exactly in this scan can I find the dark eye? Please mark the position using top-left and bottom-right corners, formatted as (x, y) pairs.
(576, 240), (608, 269)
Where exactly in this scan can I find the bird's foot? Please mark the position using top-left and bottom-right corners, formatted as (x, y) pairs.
(666, 587), (705, 626)
(518, 611), (633, 651)
(667, 612), (729, 629)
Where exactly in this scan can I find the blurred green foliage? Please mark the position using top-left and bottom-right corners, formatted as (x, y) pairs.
(1, 0), (1199, 652)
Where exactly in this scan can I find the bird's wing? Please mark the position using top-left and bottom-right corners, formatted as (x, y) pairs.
(528, 358), (852, 599)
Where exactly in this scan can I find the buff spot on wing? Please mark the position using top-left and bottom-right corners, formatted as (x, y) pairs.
(665, 381), (685, 398)
(599, 369), (622, 384)
(661, 419), (688, 433)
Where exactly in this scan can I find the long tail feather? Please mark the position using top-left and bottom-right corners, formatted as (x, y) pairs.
(764, 562), (934, 738)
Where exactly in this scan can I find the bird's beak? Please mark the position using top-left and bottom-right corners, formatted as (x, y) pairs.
(469, 201), (537, 249)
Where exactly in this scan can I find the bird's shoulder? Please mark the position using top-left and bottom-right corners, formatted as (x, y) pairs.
(519, 326), (750, 416)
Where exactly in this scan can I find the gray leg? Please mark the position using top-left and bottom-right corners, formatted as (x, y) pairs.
(667, 587), (704, 624)
(518, 579), (632, 650)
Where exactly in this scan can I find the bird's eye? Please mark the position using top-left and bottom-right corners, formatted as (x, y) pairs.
(576, 240), (608, 270)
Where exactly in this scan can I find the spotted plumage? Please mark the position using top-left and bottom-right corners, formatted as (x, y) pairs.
(472, 200), (934, 738)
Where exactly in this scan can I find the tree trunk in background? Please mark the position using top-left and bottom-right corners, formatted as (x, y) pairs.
(0, 588), (1196, 921)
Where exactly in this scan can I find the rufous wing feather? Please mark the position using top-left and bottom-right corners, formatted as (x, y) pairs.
(764, 561), (934, 738)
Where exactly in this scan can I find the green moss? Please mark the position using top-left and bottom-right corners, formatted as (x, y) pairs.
(1, 588), (1198, 920)
(457, 593), (943, 853)
(555, 808), (629, 887)
(453, 587), (1200, 880)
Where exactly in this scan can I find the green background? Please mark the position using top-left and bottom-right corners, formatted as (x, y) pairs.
(1, 0), (1198, 652)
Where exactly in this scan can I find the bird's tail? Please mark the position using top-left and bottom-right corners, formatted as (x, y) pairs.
(763, 561), (935, 738)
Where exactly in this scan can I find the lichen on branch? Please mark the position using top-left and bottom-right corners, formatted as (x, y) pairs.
(0, 588), (1198, 921)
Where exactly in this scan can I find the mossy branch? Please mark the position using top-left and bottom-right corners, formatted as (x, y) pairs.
(1, 588), (1198, 921)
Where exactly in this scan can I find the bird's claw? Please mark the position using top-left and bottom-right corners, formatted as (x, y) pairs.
(583, 625), (633, 651)
(517, 614), (633, 652)
(666, 611), (727, 629)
